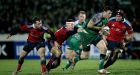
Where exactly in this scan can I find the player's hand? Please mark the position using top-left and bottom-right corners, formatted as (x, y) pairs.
(6, 34), (11, 39)
(125, 36), (132, 42)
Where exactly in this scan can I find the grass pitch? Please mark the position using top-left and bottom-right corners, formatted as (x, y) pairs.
(0, 59), (140, 75)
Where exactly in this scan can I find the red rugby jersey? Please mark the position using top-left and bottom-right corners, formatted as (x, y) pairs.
(107, 17), (133, 42)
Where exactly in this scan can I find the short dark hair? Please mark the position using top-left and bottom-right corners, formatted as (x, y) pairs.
(103, 6), (112, 11)
(33, 17), (41, 23)
(66, 19), (74, 22)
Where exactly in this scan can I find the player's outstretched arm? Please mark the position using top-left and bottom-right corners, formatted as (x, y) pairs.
(6, 25), (21, 39)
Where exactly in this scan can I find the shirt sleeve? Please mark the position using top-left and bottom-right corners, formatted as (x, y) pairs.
(124, 19), (133, 34)
(10, 26), (21, 35)
(91, 14), (101, 25)
(10, 25), (31, 35)
(20, 25), (31, 32)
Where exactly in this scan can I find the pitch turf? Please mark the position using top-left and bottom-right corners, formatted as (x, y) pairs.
(0, 59), (140, 75)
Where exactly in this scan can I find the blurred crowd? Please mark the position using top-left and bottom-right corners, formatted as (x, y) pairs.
(0, 0), (140, 33)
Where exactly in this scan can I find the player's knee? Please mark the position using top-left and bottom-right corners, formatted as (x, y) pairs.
(65, 51), (74, 59)
(66, 55), (74, 60)
(19, 51), (28, 59)
(38, 51), (45, 60)
(39, 51), (45, 56)
(65, 52), (69, 58)
(39, 54), (45, 60)
(19, 55), (25, 59)
(99, 47), (107, 54)
(19, 56), (24, 61)
(80, 52), (89, 59)
(38, 47), (45, 53)
(80, 54), (88, 59)
(51, 47), (61, 57)
(102, 50), (107, 55)
(55, 52), (62, 58)
(97, 40), (107, 54)
(54, 50), (62, 58)
(65, 54), (70, 59)
(81, 56), (88, 60)
(40, 54), (45, 60)
(114, 48), (121, 53)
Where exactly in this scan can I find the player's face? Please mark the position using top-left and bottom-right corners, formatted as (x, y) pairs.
(66, 22), (74, 31)
(104, 10), (112, 19)
(35, 20), (42, 29)
(78, 13), (86, 23)
(116, 15), (123, 21)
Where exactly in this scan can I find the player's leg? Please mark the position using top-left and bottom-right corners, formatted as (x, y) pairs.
(69, 33), (85, 68)
(12, 51), (28, 75)
(51, 45), (62, 69)
(63, 36), (81, 70)
(65, 47), (90, 70)
(71, 51), (81, 69)
(96, 39), (108, 74)
(64, 48), (76, 70)
(65, 48), (75, 60)
(38, 47), (46, 75)
(80, 51), (89, 59)
(104, 40), (117, 69)
(12, 43), (34, 75)
(104, 48), (120, 69)
(49, 55), (61, 69)
(46, 51), (62, 71)
(70, 47), (90, 70)
(36, 42), (47, 75)
(46, 42), (62, 71)
(64, 50), (81, 70)
(80, 46), (90, 60)
(103, 40), (123, 74)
